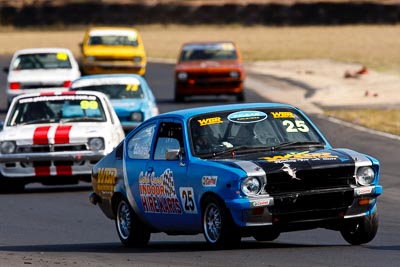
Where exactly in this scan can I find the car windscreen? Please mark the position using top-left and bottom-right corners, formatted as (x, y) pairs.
(189, 108), (325, 157)
(180, 43), (238, 62)
(70, 83), (144, 99)
(12, 52), (72, 70)
(7, 94), (107, 126)
(88, 35), (138, 46)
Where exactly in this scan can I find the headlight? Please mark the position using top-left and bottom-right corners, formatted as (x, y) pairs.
(356, 167), (375, 186)
(88, 138), (104, 151)
(0, 141), (16, 154)
(177, 72), (188, 81)
(86, 56), (95, 62)
(230, 71), (240, 78)
(241, 177), (261, 196)
(130, 112), (143, 122)
(133, 56), (142, 63)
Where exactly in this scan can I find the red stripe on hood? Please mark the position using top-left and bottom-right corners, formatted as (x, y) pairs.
(33, 126), (51, 145)
(55, 125), (72, 144)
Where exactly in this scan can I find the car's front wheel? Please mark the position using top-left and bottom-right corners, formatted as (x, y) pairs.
(202, 195), (241, 248)
(340, 211), (379, 245)
(115, 197), (150, 247)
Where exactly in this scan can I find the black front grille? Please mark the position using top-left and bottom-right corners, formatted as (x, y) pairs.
(17, 144), (87, 153)
(266, 166), (355, 194)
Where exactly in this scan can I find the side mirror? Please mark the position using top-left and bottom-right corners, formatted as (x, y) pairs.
(0, 121), (4, 131)
(165, 149), (180, 161)
(3, 67), (9, 73)
(165, 148), (186, 167)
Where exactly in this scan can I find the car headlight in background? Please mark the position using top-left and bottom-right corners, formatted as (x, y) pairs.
(130, 112), (143, 122)
(88, 138), (104, 151)
(0, 141), (16, 154)
(177, 72), (188, 81)
(356, 166), (375, 186)
(241, 177), (261, 196)
(229, 71), (240, 78)
(86, 56), (95, 62)
(133, 56), (142, 63)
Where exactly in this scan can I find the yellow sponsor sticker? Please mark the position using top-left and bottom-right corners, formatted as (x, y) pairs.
(197, 117), (223, 126)
(270, 111), (295, 119)
(80, 100), (99, 110)
(126, 84), (138, 91)
(56, 52), (68, 61)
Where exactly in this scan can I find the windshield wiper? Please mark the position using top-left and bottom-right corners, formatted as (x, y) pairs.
(21, 118), (56, 125)
(272, 141), (325, 150)
(202, 146), (273, 159)
(61, 117), (104, 123)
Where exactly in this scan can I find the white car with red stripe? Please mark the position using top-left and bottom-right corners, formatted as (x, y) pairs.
(0, 91), (125, 191)
(3, 48), (81, 105)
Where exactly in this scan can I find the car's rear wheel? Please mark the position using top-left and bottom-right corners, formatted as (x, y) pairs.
(115, 197), (150, 247)
(340, 211), (379, 245)
(202, 195), (241, 248)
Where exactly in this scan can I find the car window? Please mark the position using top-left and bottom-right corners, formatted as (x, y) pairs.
(88, 35), (138, 46)
(7, 94), (106, 126)
(180, 43), (238, 62)
(154, 122), (183, 160)
(12, 52), (72, 70)
(71, 83), (144, 99)
(127, 124), (156, 160)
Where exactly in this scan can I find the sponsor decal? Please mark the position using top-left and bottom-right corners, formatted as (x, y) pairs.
(252, 199), (270, 207)
(227, 111), (267, 123)
(97, 168), (117, 195)
(20, 94), (97, 104)
(139, 168), (182, 214)
(270, 111), (295, 119)
(261, 151), (339, 163)
(356, 187), (373, 195)
(179, 187), (198, 214)
(197, 117), (223, 126)
(202, 176), (218, 187)
(56, 52), (68, 61)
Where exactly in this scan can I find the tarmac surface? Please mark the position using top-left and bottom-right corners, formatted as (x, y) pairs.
(245, 59), (400, 114)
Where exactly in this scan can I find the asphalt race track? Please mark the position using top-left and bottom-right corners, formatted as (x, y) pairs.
(0, 56), (399, 266)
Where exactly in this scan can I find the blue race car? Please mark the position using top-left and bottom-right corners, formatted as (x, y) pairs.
(70, 74), (159, 131)
(89, 103), (382, 248)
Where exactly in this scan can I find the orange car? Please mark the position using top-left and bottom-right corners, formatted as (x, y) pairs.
(174, 41), (246, 102)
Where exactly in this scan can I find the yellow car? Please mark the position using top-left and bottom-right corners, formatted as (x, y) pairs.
(80, 27), (146, 76)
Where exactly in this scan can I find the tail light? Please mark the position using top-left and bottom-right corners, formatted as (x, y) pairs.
(63, 80), (72, 88)
(10, 82), (20, 90)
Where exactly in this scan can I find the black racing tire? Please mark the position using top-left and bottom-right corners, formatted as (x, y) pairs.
(253, 231), (280, 242)
(0, 177), (25, 193)
(340, 211), (379, 245)
(202, 195), (241, 248)
(115, 197), (150, 247)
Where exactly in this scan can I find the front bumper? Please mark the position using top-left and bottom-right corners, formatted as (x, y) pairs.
(227, 185), (382, 228)
(0, 151), (107, 178)
(82, 61), (146, 75)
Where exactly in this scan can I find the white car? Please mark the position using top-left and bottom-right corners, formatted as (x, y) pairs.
(0, 91), (125, 192)
(3, 48), (81, 105)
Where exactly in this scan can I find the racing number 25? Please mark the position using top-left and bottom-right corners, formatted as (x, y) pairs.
(179, 187), (198, 214)
(283, 120), (309, 132)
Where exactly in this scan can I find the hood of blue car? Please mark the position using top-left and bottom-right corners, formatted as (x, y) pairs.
(111, 98), (144, 112)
